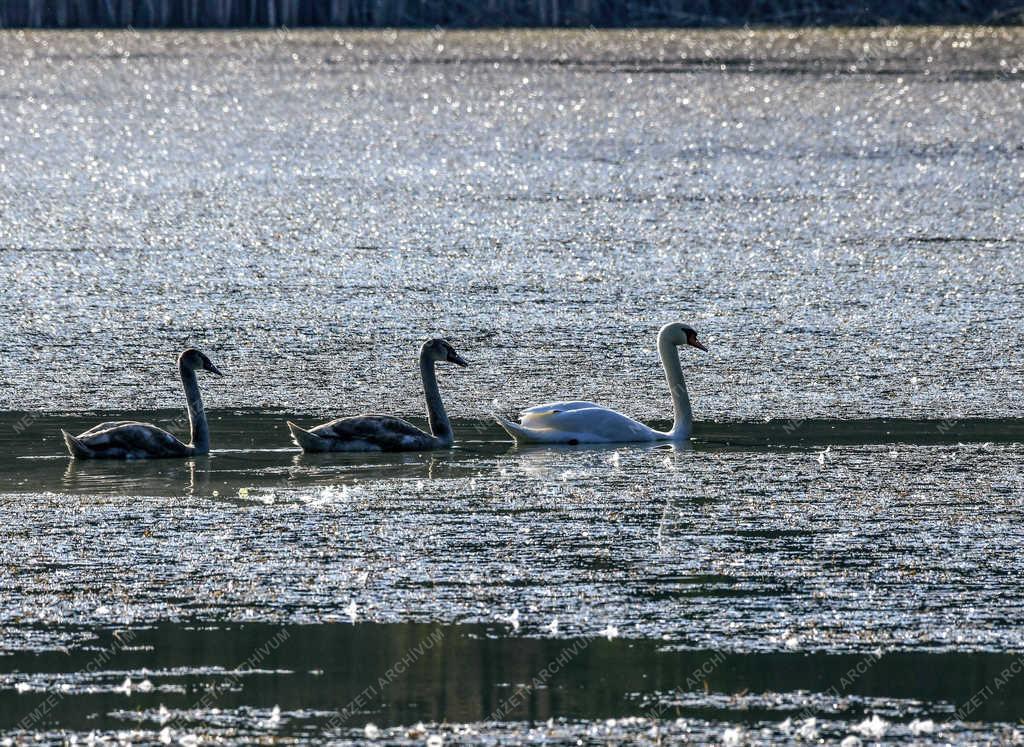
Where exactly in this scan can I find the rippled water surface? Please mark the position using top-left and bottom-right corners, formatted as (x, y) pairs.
(1, 27), (1023, 744)
(2, 27), (1023, 418)
(3, 412), (1024, 742)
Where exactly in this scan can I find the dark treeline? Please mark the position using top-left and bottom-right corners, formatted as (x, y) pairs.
(0, 0), (1020, 28)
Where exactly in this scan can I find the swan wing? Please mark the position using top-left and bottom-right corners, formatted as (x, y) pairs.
(307, 415), (434, 452)
(79, 420), (145, 436)
(519, 401), (607, 427)
(495, 415), (565, 444)
(532, 407), (658, 443)
(71, 423), (190, 458)
(498, 407), (659, 444)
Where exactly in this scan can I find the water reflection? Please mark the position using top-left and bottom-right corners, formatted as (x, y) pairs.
(63, 456), (213, 496)
(1, 622), (1022, 738)
(511, 440), (690, 481)
(1, 412), (707, 497)
(5, 411), (1022, 498)
(50, 449), (497, 498)
(0, 412), (507, 496)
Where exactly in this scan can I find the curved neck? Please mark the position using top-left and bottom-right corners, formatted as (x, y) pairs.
(658, 335), (692, 438)
(420, 351), (453, 446)
(179, 363), (209, 454)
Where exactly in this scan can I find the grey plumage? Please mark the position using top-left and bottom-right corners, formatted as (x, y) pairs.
(288, 415), (438, 452)
(63, 349), (223, 460)
(289, 338), (468, 453)
(63, 422), (194, 459)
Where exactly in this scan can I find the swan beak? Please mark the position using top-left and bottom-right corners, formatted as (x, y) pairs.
(205, 362), (224, 376)
(689, 338), (708, 352)
(448, 352), (469, 367)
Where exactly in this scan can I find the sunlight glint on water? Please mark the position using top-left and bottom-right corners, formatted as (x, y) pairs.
(0, 27), (1022, 745)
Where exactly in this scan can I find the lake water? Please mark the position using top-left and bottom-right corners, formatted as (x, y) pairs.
(1, 27), (1022, 744)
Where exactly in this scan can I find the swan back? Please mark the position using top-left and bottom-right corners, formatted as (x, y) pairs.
(519, 401), (603, 427)
(63, 423), (192, 459)
(498, 407), (660, 444)
(289, 416), (437, 452)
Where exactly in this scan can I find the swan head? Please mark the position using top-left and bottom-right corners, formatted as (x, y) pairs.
(178, 348), (224, 376)
(660, 323), (707, 352)
(422, 338), (468, 367)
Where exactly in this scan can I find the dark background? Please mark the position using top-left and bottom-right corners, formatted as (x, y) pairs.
(1, 0), (1021, 28)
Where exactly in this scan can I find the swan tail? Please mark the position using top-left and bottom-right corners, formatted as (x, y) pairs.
(494, 414), (551, 444)
(62, 430), (93, 459)
(287, 421), (329, 452)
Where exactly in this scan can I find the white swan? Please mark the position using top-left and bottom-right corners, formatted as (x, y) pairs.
(287, 338), (468, 452)
(495, 322), (706, 444)
(62, 348), (223, 459)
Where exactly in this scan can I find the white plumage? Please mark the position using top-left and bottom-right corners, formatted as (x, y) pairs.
(495, 323), (706, 445)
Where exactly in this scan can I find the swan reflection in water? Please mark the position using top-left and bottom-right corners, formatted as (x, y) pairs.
(510, 440), (692, 482)
(59, 446), (486, 498)
(63, 456), (212, 496)
(288, 449), (465, 483)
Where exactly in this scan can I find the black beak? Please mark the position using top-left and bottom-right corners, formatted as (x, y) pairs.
(205, 362), (224, 376)
(448, 352), (468, 367)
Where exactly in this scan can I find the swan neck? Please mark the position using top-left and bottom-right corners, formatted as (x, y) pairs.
(420, 352), (452, 445)
(179, 362), (209, 454)
(658, 335), (692, 437)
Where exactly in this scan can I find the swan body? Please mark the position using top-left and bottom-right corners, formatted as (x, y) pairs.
(288, 415), (444, 452)
(288, 338), (468, 452)
(62, 349), (223, 459)
(496, 323), (706, 445)
(495, 403), (660, 444)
